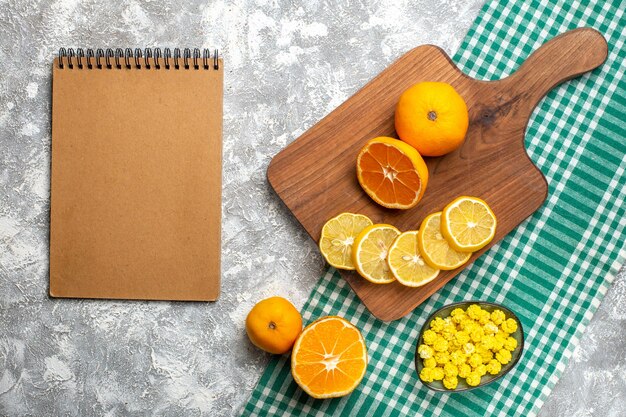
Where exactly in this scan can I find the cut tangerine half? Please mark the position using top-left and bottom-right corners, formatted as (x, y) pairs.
(291, 316), (368, 399)
(356, 137), (429, 209)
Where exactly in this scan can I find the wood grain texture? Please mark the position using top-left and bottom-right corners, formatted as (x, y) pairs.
(267, 28), (608, 321)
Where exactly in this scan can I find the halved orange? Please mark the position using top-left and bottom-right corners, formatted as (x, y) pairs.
(291, 316), (368, 399)
(356, 137), (429, 209)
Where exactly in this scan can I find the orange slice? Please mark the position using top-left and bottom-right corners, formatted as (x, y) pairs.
(291, 316), (368, 399)
(356, 137), (429, 209)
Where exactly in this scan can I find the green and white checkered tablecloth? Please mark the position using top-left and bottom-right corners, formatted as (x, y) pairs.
(243, 0), (626, 415)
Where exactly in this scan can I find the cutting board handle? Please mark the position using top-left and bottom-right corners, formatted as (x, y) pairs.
(501, 28), (607, 104)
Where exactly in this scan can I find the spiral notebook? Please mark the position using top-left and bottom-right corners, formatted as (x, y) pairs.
(50, 48), (223, 301)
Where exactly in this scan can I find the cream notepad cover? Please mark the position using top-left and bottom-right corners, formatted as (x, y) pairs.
(50, 48), (223, 301)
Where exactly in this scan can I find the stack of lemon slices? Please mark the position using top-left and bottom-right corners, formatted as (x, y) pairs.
(319, 196), (497, 287)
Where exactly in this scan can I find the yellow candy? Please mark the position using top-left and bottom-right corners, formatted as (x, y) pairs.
(496, 349), (512, 365)
(424, 357), (437, 368)
(418, 344), (435, 359)
(420, 367), (434, 382)
(450, 350), (467, 366)
(492, 334), (505, 351)
(486, 359), (501, 375)
(442, 329), (457, 341)
(458, 363), (471, 378)
(455, 331), (470, 345)
(491, 309), (506, 325)
(478, 310), (491, 325)
(442, 331), (456, 342)
(432, 367), (445, 381)
(434, 351), (450, 365)
(423, 329), (438, 345)
(466, 371), (481, 387)
(443, 376), (458, 389)
(461, 319), (478, 332)
(480, 335), (495, 350)
(470, 328), (485, 343)
(483, 321), (499, 335)
(442, 321), (457, 333)
(448, 339), (462, 351)
(504, 337), (518, 352)
(466, 304), (482, 320)
(450, 308), (465, 317)
(433, 337), (449, 352)
(501, 318), (518, 333)
(475, 344), (488, 353)
(477, 346), (494, 363)
(468, 353), (483, 368)
(420, 304), (518, 390)
(451, 309), (467, 324)
(430, 317), (446, 332)
(480, 351), (494, 364)
(463, 342), (476, 355)
(444, 363), (459, 377)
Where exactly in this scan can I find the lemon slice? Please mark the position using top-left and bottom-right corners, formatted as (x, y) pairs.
(387, 231), (440, 287)
(352, 224), (400, 283)
(441, 196), (497, 252)
(417, 212), (471, 270)
(319, 213), (374, 270)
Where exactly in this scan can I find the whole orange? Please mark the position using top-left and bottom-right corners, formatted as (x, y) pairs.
(395, 81), (469, 156)
(246, 296), (303, 354)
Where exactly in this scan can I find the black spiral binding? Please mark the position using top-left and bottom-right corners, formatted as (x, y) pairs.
(57, 48), (220, 70)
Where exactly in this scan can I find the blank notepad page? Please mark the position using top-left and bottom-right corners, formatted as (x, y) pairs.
(50, 49), (223, 301)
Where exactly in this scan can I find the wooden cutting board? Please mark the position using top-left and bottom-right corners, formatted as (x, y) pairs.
(267, 28), (607, 321)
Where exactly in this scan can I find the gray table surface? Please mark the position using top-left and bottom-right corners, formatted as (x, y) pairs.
(1, 0), (624, 416)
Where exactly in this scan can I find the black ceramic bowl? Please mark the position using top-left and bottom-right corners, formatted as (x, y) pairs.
(415, 301), (524, 392)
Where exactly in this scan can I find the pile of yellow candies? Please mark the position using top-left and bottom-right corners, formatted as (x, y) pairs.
(418, 304), (518, 389)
